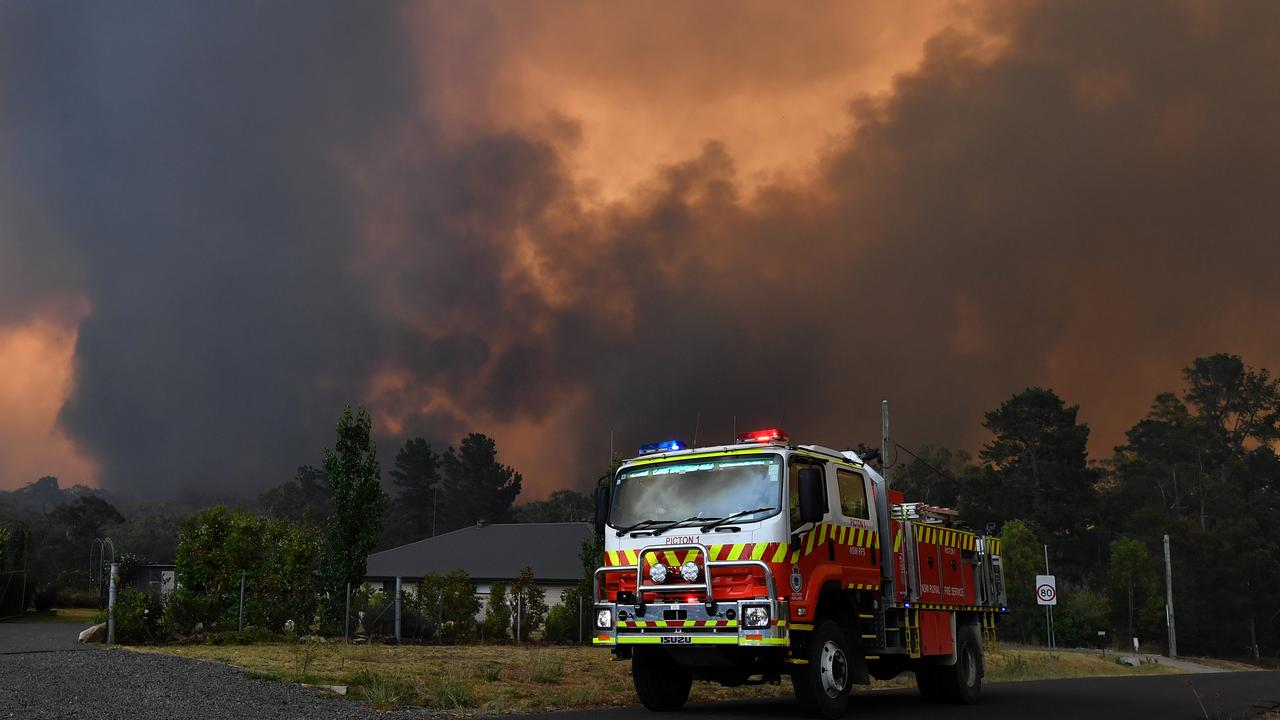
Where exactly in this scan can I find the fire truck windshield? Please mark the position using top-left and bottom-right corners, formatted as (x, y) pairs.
(610, 454), (783, 531)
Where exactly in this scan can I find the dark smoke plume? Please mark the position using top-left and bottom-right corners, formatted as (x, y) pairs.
(1, 0), (1279, 497)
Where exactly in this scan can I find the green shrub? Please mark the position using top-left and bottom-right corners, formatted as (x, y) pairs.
(113, 587), (163, 643)
(1056, 587), (1111, 648)
(476, 662), (501, 682)
(165, 589), (227, 635)
(418, 570), (480, 642)
(172, 506), (322, 636)
(482, 582), (511, 641)
(510, 567), (547, 642)
(542, 602), (581, 643)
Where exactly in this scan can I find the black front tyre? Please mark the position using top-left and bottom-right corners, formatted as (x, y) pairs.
(632, 648), (693, 712)
(791, 619), (853, 718)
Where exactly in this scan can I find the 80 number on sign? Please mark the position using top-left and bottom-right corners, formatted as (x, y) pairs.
(1035, 574), (1057, 605)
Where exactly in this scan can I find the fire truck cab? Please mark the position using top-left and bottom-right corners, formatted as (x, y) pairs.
(592, 429), (1006, 718)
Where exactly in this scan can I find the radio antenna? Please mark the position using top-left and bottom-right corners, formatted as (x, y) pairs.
(692, 412), (701, 446)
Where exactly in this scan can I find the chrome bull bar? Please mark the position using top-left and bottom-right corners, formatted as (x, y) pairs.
(594, 543), (783, 647)
(593, 543), (778, 606)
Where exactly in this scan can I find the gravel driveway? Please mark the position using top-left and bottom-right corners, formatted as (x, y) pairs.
(0, 622), (433, 719)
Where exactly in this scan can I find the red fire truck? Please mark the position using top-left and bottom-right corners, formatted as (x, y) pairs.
(592, 429), (1006, 717)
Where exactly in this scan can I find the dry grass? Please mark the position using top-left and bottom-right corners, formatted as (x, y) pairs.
(983, 649), (1178, 681)
(129, 643), (1181, 715)
(1179, 655), (1270, 672)
(131, 643), (786, 713)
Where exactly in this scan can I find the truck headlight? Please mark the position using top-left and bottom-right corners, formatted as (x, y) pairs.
(680, 561), (699, 582)
(649, 562), (668, 584)
(596, 609), (612, 628)
(743, 606), (770, 628)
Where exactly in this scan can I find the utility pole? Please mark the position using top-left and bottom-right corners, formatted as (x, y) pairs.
(344, 582), (351, 643)
(106, 562), (118, 646)
(881, 400), (890, 483)
(1164, 534), (1177, 658)
(879, 401), (897, 602)
(394, 577), (402, 643)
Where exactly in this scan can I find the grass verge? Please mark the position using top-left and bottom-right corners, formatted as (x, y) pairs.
(129, 643), (1181, 715)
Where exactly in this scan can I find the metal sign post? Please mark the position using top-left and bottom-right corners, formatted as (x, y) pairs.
(1037, 545), (1057, 659)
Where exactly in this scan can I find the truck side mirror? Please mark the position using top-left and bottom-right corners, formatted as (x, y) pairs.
(594, 485), (610, 535)
(797, 467), (825, 524)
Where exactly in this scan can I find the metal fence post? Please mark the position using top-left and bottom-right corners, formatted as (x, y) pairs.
(344, 582), (351, 643)
(394, 577), (402, 644)
(106, 563), (118, 645)
(238, 572), (246, 637)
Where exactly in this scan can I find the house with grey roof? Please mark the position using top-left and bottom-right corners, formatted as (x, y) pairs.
(364, 521), (595, 608)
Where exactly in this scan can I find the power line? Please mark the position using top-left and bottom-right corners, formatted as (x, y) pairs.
(892, 441), (961, 487)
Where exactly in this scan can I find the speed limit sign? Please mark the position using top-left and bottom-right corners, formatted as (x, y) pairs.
(1036, 574), (1057, 605)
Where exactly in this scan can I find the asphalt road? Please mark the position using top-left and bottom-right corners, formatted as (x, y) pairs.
(528, 672), (1280, 720)
(2, 621), (1275, 720)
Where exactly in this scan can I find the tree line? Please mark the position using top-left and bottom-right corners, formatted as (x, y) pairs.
(0, 409), (592, 615)
(892, 353), (1279, 659)
(1, 351), (1276, 658)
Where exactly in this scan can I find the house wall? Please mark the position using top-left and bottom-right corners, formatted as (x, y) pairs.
(368, 578), (578, 620)
(476, 583), (574, 614)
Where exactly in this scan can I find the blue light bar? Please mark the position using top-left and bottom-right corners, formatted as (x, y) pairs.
(638, 440), (686, 455)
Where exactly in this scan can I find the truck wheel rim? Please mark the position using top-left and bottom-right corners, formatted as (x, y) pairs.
(963, 646), (977, 687)
(819, 640), (848, 697)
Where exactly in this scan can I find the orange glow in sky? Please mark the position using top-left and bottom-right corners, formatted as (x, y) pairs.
(0, 315), (97, 489)
(408, 0), (960, 201)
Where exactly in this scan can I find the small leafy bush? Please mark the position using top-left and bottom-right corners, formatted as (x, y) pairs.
(113, 587), (164, 643)
(165, 589), (227, 636)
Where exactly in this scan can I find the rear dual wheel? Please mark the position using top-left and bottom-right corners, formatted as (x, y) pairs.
(915, 625), (982, 705)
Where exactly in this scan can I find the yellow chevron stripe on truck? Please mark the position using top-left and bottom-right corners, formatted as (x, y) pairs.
(602, 524), (885, 567)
